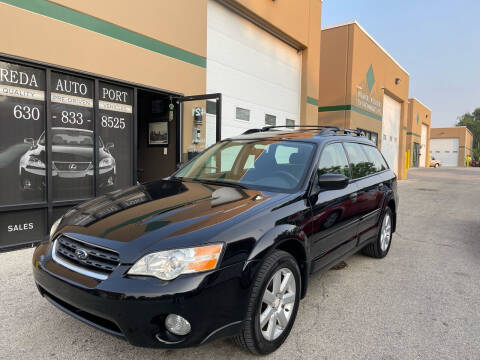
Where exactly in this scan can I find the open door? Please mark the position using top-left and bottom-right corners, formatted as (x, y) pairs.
(175, 93), (222, 164)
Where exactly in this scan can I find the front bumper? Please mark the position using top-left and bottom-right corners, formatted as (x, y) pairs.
(32, 242), (250, 348)
(21, 167), (115, 190)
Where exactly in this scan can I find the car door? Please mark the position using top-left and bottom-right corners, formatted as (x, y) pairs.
(309, 142), (362, 272)
(343, 142), (384, 246)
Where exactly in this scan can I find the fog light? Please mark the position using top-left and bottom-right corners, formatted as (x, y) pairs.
(23, 179), (32, 189)
(165, 314), (191, 336)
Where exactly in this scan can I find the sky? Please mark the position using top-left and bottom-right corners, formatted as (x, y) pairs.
(321, 0), (480, 127)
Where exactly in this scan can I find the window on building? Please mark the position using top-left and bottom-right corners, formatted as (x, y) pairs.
(286, 119), (295, 128)
(265, 114), (276, 126)
(236, 107), (250, 121)
(206, 100), (216, 115)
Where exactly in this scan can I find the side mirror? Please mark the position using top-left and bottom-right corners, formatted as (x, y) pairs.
(318, 173), (349, 190)
(24, 138), (35, 147)
(106, 143), (114, 150)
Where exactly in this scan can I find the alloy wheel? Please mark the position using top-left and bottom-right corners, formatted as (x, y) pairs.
(380, 213), (392, 252)
(259, 267), (296, 341)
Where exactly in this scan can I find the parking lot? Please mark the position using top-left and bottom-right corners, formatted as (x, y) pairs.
(0, 167), (479, 360)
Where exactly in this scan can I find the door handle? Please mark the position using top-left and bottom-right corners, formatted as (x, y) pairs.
(349, 192), (358, 202)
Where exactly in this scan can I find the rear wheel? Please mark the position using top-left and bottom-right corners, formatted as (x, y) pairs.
(362, 207), (393, 258)
(234, 250), (301, 355)
(435, 163), (439, 168)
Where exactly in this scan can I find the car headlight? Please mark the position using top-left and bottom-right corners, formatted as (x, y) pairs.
(99, 157), (114, 167)
(50, 216), (63, 239)
(26, 156), (45, 168)
(127, 243), (224, 280)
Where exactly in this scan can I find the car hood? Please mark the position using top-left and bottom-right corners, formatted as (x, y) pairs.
(57, 179), (290, 262)
(51, 145), (93, 162)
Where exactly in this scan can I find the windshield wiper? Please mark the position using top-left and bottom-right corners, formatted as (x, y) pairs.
(190, 178), (249, 189)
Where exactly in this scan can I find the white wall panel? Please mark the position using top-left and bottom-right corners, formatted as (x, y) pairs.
(381, 95), (401, 174)
(207, 0), (302, 138)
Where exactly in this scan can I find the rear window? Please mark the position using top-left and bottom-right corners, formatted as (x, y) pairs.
(343, 142), (374, 179)
(361, 145), (388, 172)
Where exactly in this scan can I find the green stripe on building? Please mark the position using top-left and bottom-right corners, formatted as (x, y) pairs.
(307, 97), (319, 106)
(0, 0), (207, 68)
(407, 132), (421, 137)
(318, 104), (382, 121)
(402, 126), (407, 130)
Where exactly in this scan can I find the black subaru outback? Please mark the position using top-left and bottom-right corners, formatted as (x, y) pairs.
(32, 126), (398, 355)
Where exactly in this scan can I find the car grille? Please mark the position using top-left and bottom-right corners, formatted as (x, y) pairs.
(54, 235), (120, 276)
(53, 161), (92, 171)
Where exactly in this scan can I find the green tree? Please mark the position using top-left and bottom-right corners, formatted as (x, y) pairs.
(456, 108), (480, 160)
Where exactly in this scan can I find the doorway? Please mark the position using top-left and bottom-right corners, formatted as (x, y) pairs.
(412, 142), (420, 167)
(137, 90), (179, 183)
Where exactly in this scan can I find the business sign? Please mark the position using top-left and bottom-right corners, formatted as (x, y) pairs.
(0, 58), (137, 251)
(0, 209), (46, 248)
(0, 60), (46, 207)
(355, 65), (382, 117)
(97, 82), (133, 194)
(50, 72), (95, 201)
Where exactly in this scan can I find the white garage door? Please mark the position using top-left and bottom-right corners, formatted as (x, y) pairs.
(381, 95), (401, 174)
(419, 124), (428, 167)
(206, 0), (302, 139)
(430, 138), (459, 166)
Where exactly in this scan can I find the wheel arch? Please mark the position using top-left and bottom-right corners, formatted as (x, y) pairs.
(247, 225), (310, 300)
(386, 198), (396, 233)
(275, 238), (309, 299)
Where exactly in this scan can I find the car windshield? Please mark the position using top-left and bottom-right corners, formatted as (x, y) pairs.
(174, 139), (315, 192)
(38, 129), (103, 147)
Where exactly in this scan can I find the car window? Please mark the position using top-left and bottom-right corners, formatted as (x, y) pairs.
(361, 145), (388, 172)
(318, 143), (351, 178)
(343, 142), (375, 179)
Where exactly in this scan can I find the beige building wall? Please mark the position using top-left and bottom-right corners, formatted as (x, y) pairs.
(318, 22), (410, 179)
(431, 127), (473, 166)
(0, 0), (322, 154)
(0, 0), (207, 156)
(407, 99), (431, 167)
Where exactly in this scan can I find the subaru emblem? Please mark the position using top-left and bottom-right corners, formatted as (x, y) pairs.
(75, 248), (88, 260)
(69, 163), (77, 170)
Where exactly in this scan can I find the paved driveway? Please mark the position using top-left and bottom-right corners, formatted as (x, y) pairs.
(1, 167), (479, 359)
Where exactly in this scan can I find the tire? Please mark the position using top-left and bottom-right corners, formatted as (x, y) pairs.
(362, 207), (393, 258)
(234, 250), (301, 355)
(435, 163), (439, 168)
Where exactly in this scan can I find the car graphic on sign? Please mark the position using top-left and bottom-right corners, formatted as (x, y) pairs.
(19, 127), (116, 191)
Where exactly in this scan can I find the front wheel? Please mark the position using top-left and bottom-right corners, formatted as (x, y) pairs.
(234, 250), (301, 355)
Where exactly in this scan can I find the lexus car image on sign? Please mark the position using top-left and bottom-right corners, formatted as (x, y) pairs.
(19, 128), (116, 195)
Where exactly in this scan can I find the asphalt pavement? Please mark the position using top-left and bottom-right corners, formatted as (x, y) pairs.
(1, 167), (479, 360)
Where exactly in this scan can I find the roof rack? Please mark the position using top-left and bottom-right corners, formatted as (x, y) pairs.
(242, 125), (362, 136)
